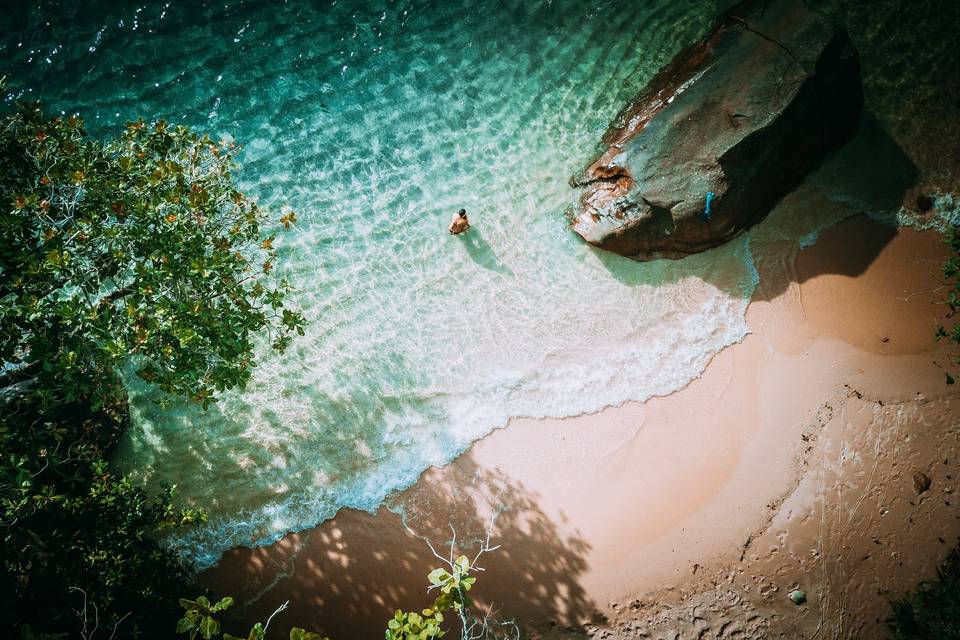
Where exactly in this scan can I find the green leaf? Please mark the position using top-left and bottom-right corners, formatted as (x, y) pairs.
(427, 568), (449, 585)
(199, 615), (220, 639)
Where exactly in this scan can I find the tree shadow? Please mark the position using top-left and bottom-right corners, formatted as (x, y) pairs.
(200, 453), (599, 639)
(585, 110), (919, 304)
(459, 229), (515, 276)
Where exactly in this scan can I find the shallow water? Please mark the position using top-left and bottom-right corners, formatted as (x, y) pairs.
(2, 0), (770, 567)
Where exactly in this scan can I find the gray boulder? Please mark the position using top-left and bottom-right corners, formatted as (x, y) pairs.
(570, 0), (863, 260)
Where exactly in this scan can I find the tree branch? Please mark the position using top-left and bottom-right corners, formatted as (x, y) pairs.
(262, 600), (289, 635)
(94, 285), (133, 310)
(0, 360), (41, 388)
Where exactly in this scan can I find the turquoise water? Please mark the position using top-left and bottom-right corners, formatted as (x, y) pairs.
(2, 0), (765, 567)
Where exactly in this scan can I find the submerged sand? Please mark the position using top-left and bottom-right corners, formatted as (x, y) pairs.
(202, 207), (960, 640)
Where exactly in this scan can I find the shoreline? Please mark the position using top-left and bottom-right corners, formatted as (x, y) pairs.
(202, 211), (960, 639)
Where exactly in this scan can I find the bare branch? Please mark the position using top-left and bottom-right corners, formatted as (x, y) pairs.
(448, 523), (457, 566)
(262, 600), (290, 635)
(108, 612), (132, 640)
(424, 536), (450, 569)
(69, 586), (99, 640)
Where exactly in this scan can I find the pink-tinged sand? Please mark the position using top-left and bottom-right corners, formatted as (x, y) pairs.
(204, 216), (960, 640)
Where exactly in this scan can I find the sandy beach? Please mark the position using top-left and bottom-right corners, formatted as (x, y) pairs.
(203, 189), (960, 640)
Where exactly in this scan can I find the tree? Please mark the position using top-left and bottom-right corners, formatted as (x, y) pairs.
(1, 388), (206, 638)
(0, 82), (303, 408)
(0, 76), (304, 639)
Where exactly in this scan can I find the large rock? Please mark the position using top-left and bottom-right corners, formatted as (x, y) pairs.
(570, 0), (863, 260)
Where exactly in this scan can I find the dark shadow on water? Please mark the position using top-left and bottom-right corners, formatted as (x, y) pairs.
(459, 228), (514, 276)
(586, 110), (918, 303)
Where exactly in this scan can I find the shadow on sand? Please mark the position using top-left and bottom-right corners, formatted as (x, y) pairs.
(201, 454), (598, 639)
(584, 111), (919, 302)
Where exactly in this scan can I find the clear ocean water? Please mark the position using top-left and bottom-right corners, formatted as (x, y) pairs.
(2, 0), (768, 567)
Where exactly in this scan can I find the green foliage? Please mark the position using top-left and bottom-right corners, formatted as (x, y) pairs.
(223, 626), (266, 640)
(288, 628), (326, 640)
(887, 547), (960, 639)
(180, 553), (485, 640)
(176, 596), (328, 640)
(937, 227), (960, 382)
(0, 100), (304, 409)
(427, 554), (476, 612)
(1, 90), (301, 639)
(386, 608), (447, 640)
(387, 555), (477, 640)
(2, 389), (205, 638)
(177, 596), (234, 639)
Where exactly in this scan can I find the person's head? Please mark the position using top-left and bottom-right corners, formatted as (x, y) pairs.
(458, 209), (466, 218)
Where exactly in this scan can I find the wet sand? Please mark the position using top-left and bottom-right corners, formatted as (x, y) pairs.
(203, 213), (959, 639)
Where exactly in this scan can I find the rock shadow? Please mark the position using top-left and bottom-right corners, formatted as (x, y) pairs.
(750, 110), (918, 301)
(200, 453), (598, 639)
(586, 110), (919, 305)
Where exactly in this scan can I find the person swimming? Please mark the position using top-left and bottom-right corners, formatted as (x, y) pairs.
(449, 208), (470, 235)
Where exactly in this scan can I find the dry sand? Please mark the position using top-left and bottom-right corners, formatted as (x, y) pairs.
(203, 213), (960, 640)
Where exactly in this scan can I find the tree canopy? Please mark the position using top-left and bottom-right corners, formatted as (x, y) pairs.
(0, 93), (303, 407)
(0, 77), (304, 639)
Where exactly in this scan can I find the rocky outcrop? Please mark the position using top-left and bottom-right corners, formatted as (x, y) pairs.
(570, 0), (863, 260)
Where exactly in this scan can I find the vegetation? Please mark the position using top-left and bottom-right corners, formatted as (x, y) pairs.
(0, 74), (302, 639)
(937, 225), (960, 384)
(0, 85), (303, 408)
(2, 387), (207, 638)
(177, 595), (327, 640)
(886, 546), (960, 640)
(176, 531), (517, 640)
